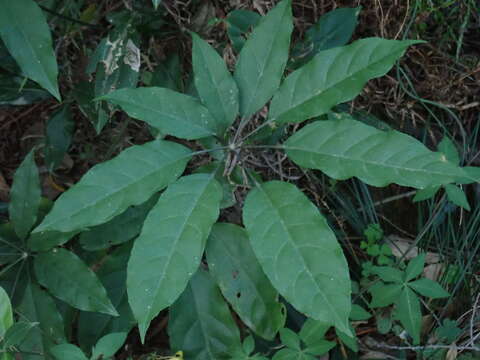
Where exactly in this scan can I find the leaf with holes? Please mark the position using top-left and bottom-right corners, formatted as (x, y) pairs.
(243, 181), (351, 335)
(206, 223), (285, 340)
(33, 140), (190, 238)
(269, 38), (422, 125)
(234, 0), (293, 117)
(285, 116), (467, 188)
(0, 0), (60, 100)
(127, 174), (222, 342)
(168, 268), (241, 360)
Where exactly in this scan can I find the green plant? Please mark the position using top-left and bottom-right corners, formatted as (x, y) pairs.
(1, 0), (479, 359)
(368, 254), (449, 344)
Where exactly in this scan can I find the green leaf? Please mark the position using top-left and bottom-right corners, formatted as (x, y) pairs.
(269, 38), (421, 125)
(152, 0), (161, 9)
(444, 184), (471, 211)
(284, 116), (467, 189)
(290, 7), (360, 68)
(234, 0), (293, 117)
(8, 149), (41, 240)
(33, 140), (190, 237)
(226, 10), (261, 53)
(395, 287), (421, 344)
(272, 349), (315, 360)
(0, 0), (60, 100)
(127, 174), (222, 342)
(17, 280), (66, 360)
(192, 33), (239, 136)
(304, 340), (336, 356)
(77, 243), (135, 354)
(438, 137), (460, 165)
(336, 325), (358, 353)
(150, 53), (182, 91)
(408, 278), (449, 299)
(369, 283), (402, 308)
(51, 344), (88, 360)
(0, 74), (51, 105)
(404, 254), (425, 282)
(0, 286), (13, 338)
(79, 194), (158, 251)
(243, 181), (351, 335)
(100, 87), (217, 140)
(436, 319), (462, 343)
(279, 328), (301, 350)
(413, 185), (440, 202)
(299, 319), (330, 345)
(370, 266), (403, 283)
(34, 248), (118, 316)
(206, 223), (285, 340)
(2, 321), (38, 348)
(350, 304), (371, 321)
(91, 332), (127, 360)
(168, 268), (241, 360)
(44, 105), (74, 173)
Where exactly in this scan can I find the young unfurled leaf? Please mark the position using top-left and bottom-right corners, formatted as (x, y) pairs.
(168, 268), (241, 360)
(270, 38), (422, 125)
(127, 174), (222, 342)
(285, 116), (467, 189)
(206, 223), (285, 340)
(243, 181), (351, 335)
(8, 149), (41, 240)
(234, 0), (293, 118)
(0, 0), (60, 100)
(34, 248), (118, 316)
(34, 140), (190, 237)
(100, 87), (217, 140)
(192, 33), (239, 136)
(444, 184), (471, 211)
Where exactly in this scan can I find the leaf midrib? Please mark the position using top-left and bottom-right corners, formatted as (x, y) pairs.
(258, 185), (347, 330)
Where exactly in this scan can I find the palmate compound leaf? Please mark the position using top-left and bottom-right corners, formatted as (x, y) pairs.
(32, 140), (191, 241)
(243, 181), (351, 335)
(284, 115), (468, 189)
(234, 0), (293, 118)
(206, 223), (285, 340)
(269, 38), (423, 125)
(100, 87), (217, 140)
(168, 268), (241, 360)
(127, 174), (222, 342)
(0, 0), (60, 100)
(192, 33), (239, 136)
